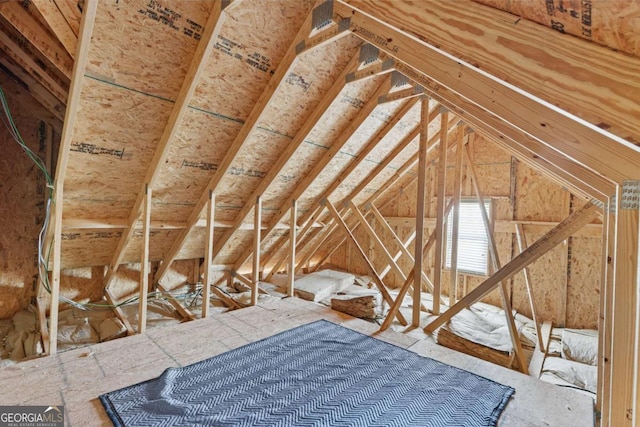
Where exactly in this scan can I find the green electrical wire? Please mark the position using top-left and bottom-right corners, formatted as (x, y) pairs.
(1, 86), (207, 313)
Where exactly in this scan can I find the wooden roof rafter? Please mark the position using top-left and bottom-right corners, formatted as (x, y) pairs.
(153, 0), (355, 284)
(25, 0), (78, 58)
(0, 54), (65, 126)
(327, 8), (617, 202)
(234, 88), (421, 272)
(308, 114), (462, 273)
(103, 0), (232, 290)
(330, 28), (616, 203)
(346, 48), (394, 83)
(333, 0), (640, 184)
(0, 26), (67, 103)
(0, 2), (74, 79)
(261, 108), (433, 278)
(346, 0), (640, 146)
(414, 78), (615, 202)
(296, 12), (352, 55)
(48, 0), (98, 355)
(209, 56), (386, 268)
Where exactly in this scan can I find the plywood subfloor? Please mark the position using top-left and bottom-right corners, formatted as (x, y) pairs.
(0, 298), (594, 426)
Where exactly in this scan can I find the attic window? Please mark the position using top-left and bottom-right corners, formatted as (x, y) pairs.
(445, 199), (492, 276)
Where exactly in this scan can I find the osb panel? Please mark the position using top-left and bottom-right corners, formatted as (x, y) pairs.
(512, 231), (567, 325)
(352, 144), (421, 207)
(213, 230), (254, 266)
(515, 162), (567, 222)
(372, 164), (419, 214)
(300, 106), (395, 206)
(344, 224), (371, 277)
(259, 75), (386, 220)
(60, 229), (178, 268)
(56, 0), (81, 36)
(257, 34), (362, 140)
(64, 79), (172, 219)
(197, 36), (362, 224)
(470, 133), (511, 164)
(191, 0), (316, 121)
(327, 240), (349, 271)
(393, 175), (419, 217)
(85, 0), (208, 101)
(257, 229), (289, 267)
(473, 0), (640, 57)
(214, 129), (292, 221)
(147, 0), (322, 223)
(328, 101), (422, 209)
(0, 73), (55, 319)
(458, 162), (511, 197)
(566, 236), (602, 329)
(150, 109), (242, 221)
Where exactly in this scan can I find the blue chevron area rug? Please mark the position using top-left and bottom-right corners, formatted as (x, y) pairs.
(100, 319), (514, 426)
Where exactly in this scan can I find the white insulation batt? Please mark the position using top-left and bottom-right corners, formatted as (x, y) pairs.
(445, 302), (537, 352)
(540, 328), (598, 395)
(293, 269), (355, 302)
(540, 357), (598, 395)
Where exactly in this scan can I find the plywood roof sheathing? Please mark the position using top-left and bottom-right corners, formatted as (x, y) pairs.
(211, 56), (382, 267)
(154, 3), (345, 283)
(237, 77), (411, 271)
(103, 1), (230, 290)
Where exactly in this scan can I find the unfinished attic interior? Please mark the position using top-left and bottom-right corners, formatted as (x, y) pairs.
(0, 0), (639, 425)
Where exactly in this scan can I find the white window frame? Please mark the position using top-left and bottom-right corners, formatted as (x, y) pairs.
(445, 198), (492, 276)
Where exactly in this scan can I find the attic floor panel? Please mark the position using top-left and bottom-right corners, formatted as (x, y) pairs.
(0, 298), (593, 426)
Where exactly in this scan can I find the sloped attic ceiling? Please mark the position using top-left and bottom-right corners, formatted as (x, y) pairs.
(54, 0), (442, 278)
(3, 0), (639, 281)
